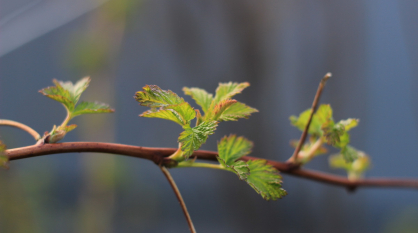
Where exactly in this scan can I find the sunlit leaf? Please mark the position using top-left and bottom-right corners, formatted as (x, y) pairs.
(135, 85), (183, 109)
(72, 101), (114, 117)
(209, 99), (237, 120)
(183, 87), (213, 114)
(178, 121), (218, 158)
(290, 104), (333, 136)
(218, 158), (250, 180)
(212, 82), (250, 106)
(56, 77), (90, 104)
(141, 102), (196, 126)
(337, 118), (359, 131)
(217, 102), (258, 122)
(217, 135), (253, 165)
(245, 160), (287, 200)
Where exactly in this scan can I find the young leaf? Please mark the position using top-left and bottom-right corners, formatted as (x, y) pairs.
(56, 77), (90, 104)
(209, 99), (237, 120)
(340, 145), (359, 162)
(141, 102), (196, 126)
(72, 101), (114, 117)
(329, 149), (370, 180)
(0, 141), (9, 169)
(290, 104), (333, 136)
(183, 87), (213, 114)
(212, 82), (250, 105)
(135, 85), (183, 109)
(178, 121), (218, 158)
(230, 160), (250, 180)
(338, 118), (359, 131)
(245, 160), (287, 200)
(217, 135), (253, 165)
(217, 102), (258, 122)
(40, 82), (76, 112)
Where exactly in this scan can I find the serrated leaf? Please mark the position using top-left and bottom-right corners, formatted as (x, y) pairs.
(183, 87), (213, 114)
(141, 102), (196, 126)
(178, 121), (217, 158)
(135, 85), (183, 109)
(0, 141), (9, 169)
(212, 82), (250, 105)
(55, 77), (90, 104)
(72, 101), (114, 117)
(209, 99), (237, 120)
(290, 104), (333, 136)
(40, 84), (75, 111)
(217, 102), (258, 122)
(217, 135), (253, 165)
(218, 157), (250, 180)
(323, 121), (345, 146)
(245, 160), (287, 200)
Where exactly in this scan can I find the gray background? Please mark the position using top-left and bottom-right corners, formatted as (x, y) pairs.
(0, 0), (418, 232)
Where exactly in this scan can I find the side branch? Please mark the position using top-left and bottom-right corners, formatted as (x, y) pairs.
(0, 119), (41, 140)
(5, 142), (418, 190)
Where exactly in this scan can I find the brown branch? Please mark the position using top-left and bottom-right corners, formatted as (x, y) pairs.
(5, 142), (418, 191)
(289, 73), (331, 164)
(0, 119), (41, 141)
(160, 166), (196, 233)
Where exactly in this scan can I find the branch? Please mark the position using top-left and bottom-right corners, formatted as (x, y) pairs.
(5, 142), (418, 190)
(0, 119), (41, 140)
(160, 166), (196, 233)
(289, 73), (331, 163)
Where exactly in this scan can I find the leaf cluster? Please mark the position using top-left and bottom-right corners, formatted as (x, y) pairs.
(290, 104), (371, 178)
(135, 82), (258, 159)
(217, 135), (287, 200)
(39, 77), (114, 142)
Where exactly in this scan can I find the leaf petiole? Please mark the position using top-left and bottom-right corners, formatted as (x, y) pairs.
(176, 161), (224, 170)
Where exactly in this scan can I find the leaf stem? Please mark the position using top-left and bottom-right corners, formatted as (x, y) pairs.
(60, 109), (72, 128)
(0, 119), (41, 140)
(177, 161), (224, 170)
(289, 73), (331, 164)
(168, 144), (185, 161)
(160, 166), (196, 233)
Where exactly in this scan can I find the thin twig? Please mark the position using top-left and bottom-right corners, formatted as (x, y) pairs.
(0, 119), (41, 140)
(160, 166), (196, 233)
(5, 142), (418, 190)
(289, 73), (331, 164)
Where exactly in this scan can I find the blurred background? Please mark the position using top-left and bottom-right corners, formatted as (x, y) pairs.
(1, 0), (418, 232)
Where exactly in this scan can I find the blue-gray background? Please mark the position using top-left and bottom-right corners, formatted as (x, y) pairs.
(0, 0), (418, 232)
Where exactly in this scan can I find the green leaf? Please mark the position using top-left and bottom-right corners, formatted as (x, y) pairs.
(141, 102), (196, 126)
(40, 82), (75, 111)
(209, 99), (237, 120)
(340, 145), (359, 162)
(329, 148), (370, 180)
(63, 124), (77, 133)
(218, 157), (250, 180)
(337, 118), (359, 131)
(217, 135), (253, 165)
(183, 87), (213, 114)
(72, 101), (114, 117)
(0, 141), (9, 169)
(212, 82), (250, 105)
(322, 121), (345, 146)
(178, 121), (218, 158)
(56, 77), (90, 104)
(135, 85), (183, 109)
(217, 102), (258, 122)
(290, 104), (333, 136)
(245, 160), (287, 200)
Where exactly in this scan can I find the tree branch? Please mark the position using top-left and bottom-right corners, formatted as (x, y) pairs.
(5, 142), (418, 191)
(289, 73), (331, 163)
(0, 119), (41, 141)
(160, 166), (196, 233)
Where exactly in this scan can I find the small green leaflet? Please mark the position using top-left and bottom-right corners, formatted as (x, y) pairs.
(245, 160), (287, 200)
(0, 141), (9, 169)
(135, 85), (183, 109)
(183, 87), (213, 114)
(217, 135), (253, 165)
(217, 102), (258, 122)
(178, 121), (217, 158)
(329, 148), (370, 180)
(141, 102), (196, 126)
(340, 145), (359, 162)
(212, 82), (250, 104)
(40, 77), (114, 120)
(290, 104), (333, 136)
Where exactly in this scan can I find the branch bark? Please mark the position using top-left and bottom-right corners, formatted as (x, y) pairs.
(5, 142), (418, 190)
